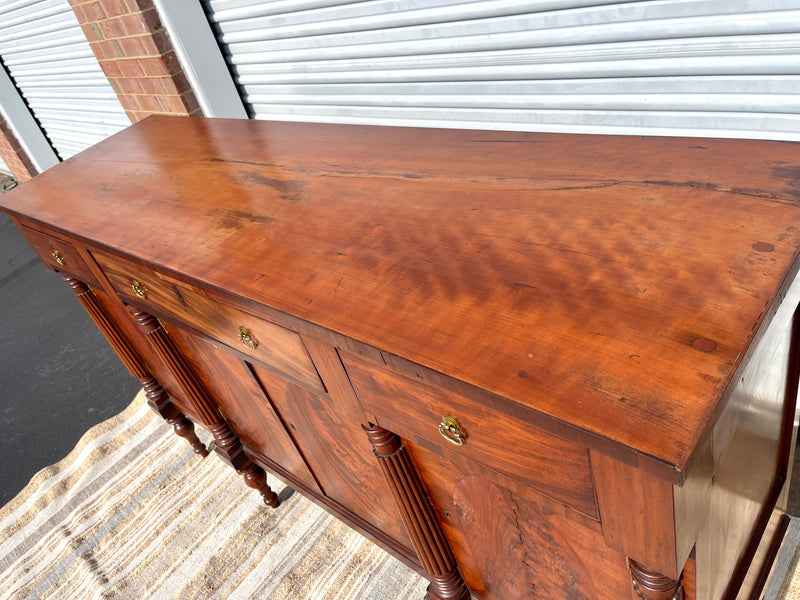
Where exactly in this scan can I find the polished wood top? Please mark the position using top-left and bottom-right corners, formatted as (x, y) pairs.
(4, 115), (800, 474)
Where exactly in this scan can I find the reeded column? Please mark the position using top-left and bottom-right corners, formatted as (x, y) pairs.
(364, 424), (470, 600)
(131, 308), (279, 508)
(63, 275), (207, 457)
(629, 558), (684, 600)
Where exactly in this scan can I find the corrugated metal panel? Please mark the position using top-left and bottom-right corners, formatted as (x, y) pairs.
(0, 0), (130, 159)
(203, 0), (800, 140)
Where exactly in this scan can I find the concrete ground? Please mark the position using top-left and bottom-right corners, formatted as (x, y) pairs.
(0, 175), (139, 506)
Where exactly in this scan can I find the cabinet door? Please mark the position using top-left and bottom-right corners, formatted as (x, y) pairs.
(167, 326), (320, 493)
(341, 350), (633, 600)
(249, 352), (414, 553)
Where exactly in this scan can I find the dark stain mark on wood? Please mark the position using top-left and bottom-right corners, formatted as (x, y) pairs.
(206, 208), (274, 225)
(514, 282), (539, 290)
(170, 283), (187, 307)
(753, 242), (775, 252)
(692, 337), (717, 353)
(231, 169), (308, 203)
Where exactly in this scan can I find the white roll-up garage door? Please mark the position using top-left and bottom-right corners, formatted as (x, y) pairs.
(0, 0), (130, 160)
(203, 0), (800, 140)
(0, 155), (10, 176)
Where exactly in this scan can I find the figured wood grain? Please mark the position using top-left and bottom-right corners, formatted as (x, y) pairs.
(407, 442), (633, 600)
(250, 363), (414, 550)
(342, 349), (597, 518)
(3, 117), (800, 472)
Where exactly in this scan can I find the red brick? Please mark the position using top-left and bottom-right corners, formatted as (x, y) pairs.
(97, 59), (122, 78)
(137, 94), (163, 112)
(117, 78), (143, 94)
(182, 90), (200, 114)
(80, 22), (104, 42)
(117, 58), (144, 77)
(120, 13), (148, 36)
(118, 35), (147, 57)
(107, 77), (123, 94)
(127, 110), (152, 123)
(170, 71), (192, 95)
(162, 51), (182, 76)
(117, 94), (140, 110)
(126, 0), (154, 11)
(138, 56), (170, 77)
(99, 39), (125, 58)
(81, 1), (107, 21)
(103, 0), (131, 17)
(98, 16), (126, 39)
(138, 76), (169, 95)
(140, 8), (162, 33)
(140, 29), (171, 56)
(158, 94), (187, 113)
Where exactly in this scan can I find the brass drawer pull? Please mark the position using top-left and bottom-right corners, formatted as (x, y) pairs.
(131, 280), (147, 300)
(238, 326), (258, 350)
(439, 415), (465, 446)
(52, 249), (65, 266)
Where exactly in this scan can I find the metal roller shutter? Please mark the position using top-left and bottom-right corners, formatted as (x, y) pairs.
(0, 0), (130, 160)
(203, 0), (800, 140)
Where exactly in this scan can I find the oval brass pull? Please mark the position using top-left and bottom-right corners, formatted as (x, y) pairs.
(52, 250), (65, 266)
(131, 280), (147, 300)
(439, 415), (466, 446)
(238, 326), (258, 350)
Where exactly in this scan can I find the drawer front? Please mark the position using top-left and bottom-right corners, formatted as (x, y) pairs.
(341, 350), (598, 519)
(92, 248), (325, 395)
(19, 226), (98, 286)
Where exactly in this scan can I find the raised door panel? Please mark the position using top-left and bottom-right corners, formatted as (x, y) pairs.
(250, 364), (414, 552)
(407, 441), (633, 600)
(166, 325), (320, 494)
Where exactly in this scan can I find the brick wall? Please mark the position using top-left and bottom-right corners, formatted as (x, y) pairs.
(68, 0), (201, 123)
(0, 115), (36, 183)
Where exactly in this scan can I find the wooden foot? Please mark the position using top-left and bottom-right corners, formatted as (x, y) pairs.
(132, 308), (279, 508)
(364, 424), (470, 600)
(629, 558), (684, 600)
(64, 275), (207, 456)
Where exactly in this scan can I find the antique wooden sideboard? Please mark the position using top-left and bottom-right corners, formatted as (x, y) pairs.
(3, 116), (800, 600)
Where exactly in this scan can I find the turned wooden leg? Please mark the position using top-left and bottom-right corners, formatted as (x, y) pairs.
(629, 558), (684, 600)
(364, 424), (470, 600)
(132, 308), (279, 508)
(63, 275), (207, 457)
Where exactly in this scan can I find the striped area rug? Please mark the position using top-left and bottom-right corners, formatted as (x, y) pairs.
(0, 389), (428, 599)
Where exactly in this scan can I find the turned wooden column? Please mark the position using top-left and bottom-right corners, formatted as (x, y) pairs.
(364, 424), (470, 600)
(131, 308), (279, 508)
(63, 275), (207, 457)
(629, 559), (684, 600)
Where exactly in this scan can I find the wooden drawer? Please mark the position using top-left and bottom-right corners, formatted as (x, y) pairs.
(92, 248), (325, 395)
(19, 225), (98, 286)
(341, 350), (598, 519)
